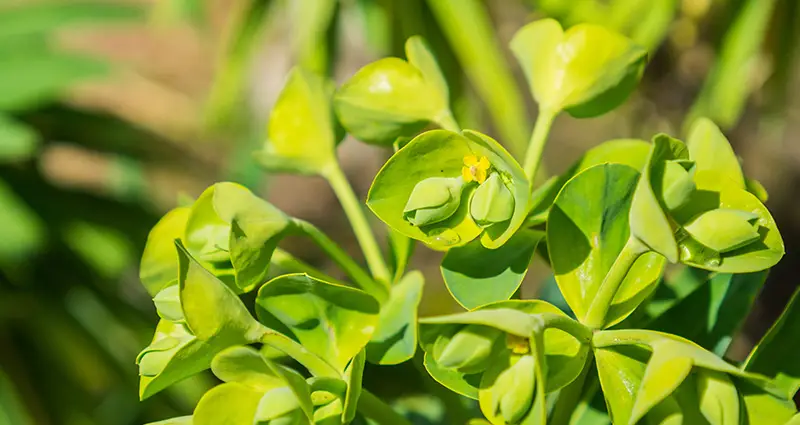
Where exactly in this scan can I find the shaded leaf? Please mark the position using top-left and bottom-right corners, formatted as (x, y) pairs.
(367, 271), (424, 365)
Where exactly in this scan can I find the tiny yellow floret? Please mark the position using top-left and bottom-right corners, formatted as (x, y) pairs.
(462, 155), (490, 184)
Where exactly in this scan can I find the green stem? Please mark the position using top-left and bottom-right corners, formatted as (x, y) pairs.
(584, 237), (647, 329)
(540, 313), (593, 344)
(271, 248), (342, 284)
(522, 109), (557, 181)
(322, 163), (392, 286)
(357, 390), (413, 425)
(255, 327), (339, 377)
(294, 219), (388, 302)
(436, 109), (462, 133)
(549, 351), (594, 425)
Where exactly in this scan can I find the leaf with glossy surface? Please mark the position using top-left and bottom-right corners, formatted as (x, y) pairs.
(211, 345), (283, 392)
(629, 135), (689, 263)
(367, 271), (424, 365)
(696, 371), (739, 425)
(744, 286), (800, 399)
(595, 345), (648, 425)
(548, 163), (665, 324)
(510, 19), (647, 117)
(629, 349), (693, 424)
(193, 383), (263, 425)
(739, 380), (797, 425)
(140, 207), (190, 296)
(442, 229), (542, 309)
(686, 118), (745, 188)
(334, 37), (450, 145)
(255, 273), (380, 372)
(368, 129), (529, 250)
(258, 68), (341, 174)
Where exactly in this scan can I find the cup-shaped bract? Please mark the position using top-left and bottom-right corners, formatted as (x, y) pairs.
(334, 36), (451, 145)
(255, 273), (380, 373)
(683, 209), (760, 254)
(482, 355), (537, 425)
(510, 19), (647, 117)
(368, 129), (529, 251)
(256, 68), (343, 175)
(418, 300), (588, 400)
(184, 182), (294, 292)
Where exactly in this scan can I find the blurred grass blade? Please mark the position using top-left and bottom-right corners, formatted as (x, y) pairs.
(292, 0), (338, 74)
(0, 114), (39, 163)
(0, 179), (45, 263)
(626, 0), (676, 51)
(0, 370), (35, 425)
(204, 0), (272, 129)
(687, 0), (778, 129)
(426, 0), (529, 155)
(744, 286), (800, 399)
(0, 2), (144, 39)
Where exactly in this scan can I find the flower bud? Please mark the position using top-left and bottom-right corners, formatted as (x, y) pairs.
(684, 208), (759, 253)
(436, 325), (501, 371)
(470, 173), (515, 225)
(491, 355), (535, 424)
(661, 160), (695, 211)
(403, 177), (464, 227)
(153, 285), (184, 322)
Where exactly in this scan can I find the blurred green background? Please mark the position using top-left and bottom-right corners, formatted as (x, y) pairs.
(1, 0), (798, 423)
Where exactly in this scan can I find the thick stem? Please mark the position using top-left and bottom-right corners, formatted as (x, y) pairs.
(294, 219), (388, 303)
(271, 248), (342, 284)
(522, 109), (557, 181)
(357, 390), (413, 425)
(322, 163), (392, 286)
(549, 351), (594, 425)
(255, 328), (339, 378)
(584, 237), (647, 329)
(540, 313), (593, 344)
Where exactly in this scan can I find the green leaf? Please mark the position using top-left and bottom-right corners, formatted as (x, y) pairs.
(744, 286), (800, 399)
(258, 363), (315, 423)
(193, 383), (263, 425)
(480, 354), (537, 425)
(334, 37), (450, 145)
(739, 380), (797, 425)
(548, 163), (665, 325)
(0, 114), (38, 162)
(686, 118), (745, 189)
(153, 285), (184, 322)
(184, 182), (293, 291)
(367, 271), (424, 365)
(629, 134), (689, 262)
(367, 129), (529, 250)
(510, 19), (647, 117)
(696, 371), (739, 425)
(146, 416), (193, 425)
(419, 300), (588, 398)
(526, 139), (650, 226)
(646, 271), (768, 356)
(675, 171), (784, 273)
(0, 370), (34, 425)
(211, 346), (283, 392)
(441, 229), (542, 309)
(257, 68), (342, 175)
(176, 241), (263, 341)
(140, 207), (190, 296)
(629, 347), (693, 424)
(595, 345), (648, 425)
(255, 273), (380, 372)
(343, 349), (366, 424)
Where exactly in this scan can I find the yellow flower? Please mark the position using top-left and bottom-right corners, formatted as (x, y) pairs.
(462, 155), (490, 183)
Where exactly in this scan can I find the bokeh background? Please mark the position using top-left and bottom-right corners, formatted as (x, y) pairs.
(1, 0), (798, 423)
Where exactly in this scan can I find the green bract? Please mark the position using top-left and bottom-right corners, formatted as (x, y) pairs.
(403, 177), (465, 227)
(334, 36), (453, 145)
(256, 68), (343, 175)
(368, 129), (529, 250)
(511, 18), (647, 117)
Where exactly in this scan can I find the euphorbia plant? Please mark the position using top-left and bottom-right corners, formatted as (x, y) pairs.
(137, 19), (800, 425)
